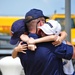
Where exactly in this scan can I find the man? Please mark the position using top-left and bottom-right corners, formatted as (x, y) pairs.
(32, 20), (74, 75)
(10, 9), (73, 75)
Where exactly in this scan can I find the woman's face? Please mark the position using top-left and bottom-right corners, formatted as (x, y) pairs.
(38, 29), (46, 37)
(37, 17), (46, 26)
(37, 17), (46, 34)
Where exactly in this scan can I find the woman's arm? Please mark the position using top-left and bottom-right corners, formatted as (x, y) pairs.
(59, 31), (67, 42)
(12, 41), (27, 58)
(27, 31), (67, 45)
(52, 31), (67, 46)
(72, 46), (75, 59)
(66, 41), (75, 59)
(27, 35), (57, 44)
(12, 47), (19, 58)
(20, 34), (30, 42)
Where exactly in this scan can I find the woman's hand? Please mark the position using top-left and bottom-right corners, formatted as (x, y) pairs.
(15, 41), (28, 53)
(27, 38), (37, 51)
(27, 37), (35, 44)
(52, 36), (62, 46)
(28, 44), (37, 51)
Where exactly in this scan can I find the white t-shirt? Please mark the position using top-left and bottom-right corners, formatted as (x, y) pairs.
(62, 40), (74, 75)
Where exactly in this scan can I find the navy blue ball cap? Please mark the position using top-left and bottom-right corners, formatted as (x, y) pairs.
(10, 19), (25, 45)
(25, 9), (49, 23)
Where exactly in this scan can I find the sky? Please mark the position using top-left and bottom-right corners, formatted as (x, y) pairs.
(0, 0), (75, 17)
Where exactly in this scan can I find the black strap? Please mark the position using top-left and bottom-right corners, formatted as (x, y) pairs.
(46, 22), (53, 28)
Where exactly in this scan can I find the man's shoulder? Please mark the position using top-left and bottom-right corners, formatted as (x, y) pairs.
(28, 33), (39, 39)
(37, 42), (52, 48)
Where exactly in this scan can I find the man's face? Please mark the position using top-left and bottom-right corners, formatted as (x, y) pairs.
(39, 17), (46, 24)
